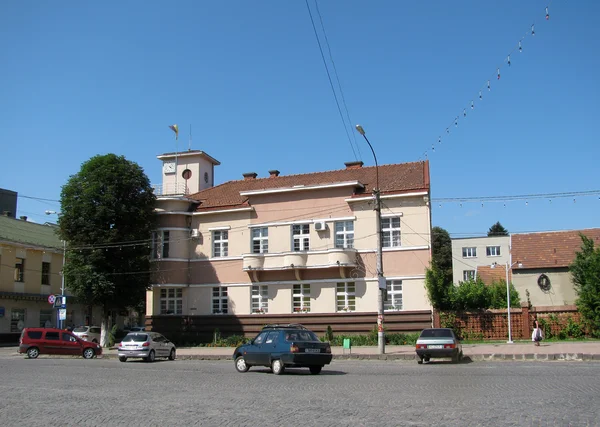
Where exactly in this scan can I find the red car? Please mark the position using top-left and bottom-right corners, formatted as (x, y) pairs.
(19, 327), (102, 359)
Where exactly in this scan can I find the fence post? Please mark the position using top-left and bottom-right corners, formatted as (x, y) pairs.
(521, 302), (530, 340)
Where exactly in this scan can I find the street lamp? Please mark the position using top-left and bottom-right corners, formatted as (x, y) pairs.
(46, 210), (66, 329)
(491, 260), (523, 343)
(355, 124), (385, 355)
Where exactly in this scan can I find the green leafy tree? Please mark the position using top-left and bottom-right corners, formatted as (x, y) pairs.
(487, 221), (508, 236)
(58, 154), (156, 346)
(487, 280), (521, 309)
(431, 226), (452, 274)
(570, 234), (600, 337)
(425, 227), (454, 309)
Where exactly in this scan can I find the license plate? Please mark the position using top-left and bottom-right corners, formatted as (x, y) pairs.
(428, 345), (443, 349)
(304, 348), (321, 353)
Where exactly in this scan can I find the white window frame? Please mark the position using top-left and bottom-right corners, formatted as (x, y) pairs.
(462, 247), (477, 258)
(212, 287), (228, 314)
(152, 231), (170, 259)
(293, 284), (311, 313)
(160, 288), (183, 314)
(381, 217), (401, 248)
(463, 270), (475, 281)
(336, 282), (356, 312)
(14, 258), (25, 282)
(384, 280), (403, 311)
(251, 285), (268, 314)
(292, 224), (310, 252)
(213, 230), (229, 257)
(486, 246), (501, 257)
(252, 227), (268, 254)
(335, 221), (354, 249)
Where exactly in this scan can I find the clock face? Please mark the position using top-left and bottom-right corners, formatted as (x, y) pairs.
(164, 162), (176, 174)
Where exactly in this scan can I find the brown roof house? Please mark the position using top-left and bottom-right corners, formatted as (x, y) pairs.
(511, 228), (600, 306)
(147, 150), (433, 333)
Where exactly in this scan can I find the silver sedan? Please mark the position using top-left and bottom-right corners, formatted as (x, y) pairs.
(415, 328), (463, 364)
(117, 332), (176, 363)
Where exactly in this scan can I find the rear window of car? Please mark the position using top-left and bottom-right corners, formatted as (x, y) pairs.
(419, 329), (453, 338)
(122, 334), (148, 342)
(73, 327), (88, 333)
(27, 331), (43, 339)
(285, 330), (319, 342)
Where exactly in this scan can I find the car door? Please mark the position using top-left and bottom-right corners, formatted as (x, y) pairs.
(153, 334), (166, 357)
(256, 331), (279, 366)
(43, 331), (62, 355)
(243, 331), (268, 365)
(61, 332), (82, 355)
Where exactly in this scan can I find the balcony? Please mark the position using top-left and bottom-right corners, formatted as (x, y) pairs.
(152, 183), (189, 196)
(242, 248), (358, 280)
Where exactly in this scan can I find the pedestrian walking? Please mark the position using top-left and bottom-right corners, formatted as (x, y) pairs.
(532, 319), (544, 346)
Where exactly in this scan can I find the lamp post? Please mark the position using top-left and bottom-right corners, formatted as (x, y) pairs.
(355, 124), (385, 355)
(46, 210), (66, 329)
(491, 260), (522, 343)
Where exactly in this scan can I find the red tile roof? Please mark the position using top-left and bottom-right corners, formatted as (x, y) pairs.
(189, 161), (430, 211)
(511, 228), (600, 269)
(476, 265), (511, 284)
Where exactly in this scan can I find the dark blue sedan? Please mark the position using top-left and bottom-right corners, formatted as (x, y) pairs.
(233, 324), (332, 375)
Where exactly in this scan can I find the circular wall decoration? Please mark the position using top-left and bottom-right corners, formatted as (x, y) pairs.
(182, 169), (192, 180)
(537, 274), (551, 292)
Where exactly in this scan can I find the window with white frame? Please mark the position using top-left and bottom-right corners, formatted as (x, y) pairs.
(293, 284), (311, 313)
(381, 217), (401, 248)
(41, 262), (51, 285)
(14, 258), (25, 282)
(463, 270), (475, 281)
(160, 288), (183, 314)
(251, 285), (268, 313)
(335, 221), (354, 249)
(384, 280), (403, 311)
(213, 230), (229, 257)
(462, 247), (477, 258)
(11, 308), (25, 332)
(292, 224), (310, 251)
(212, 287), (228, 314)
(252, 227), (268, 254)
(39, 309), (53, 327)
(152, 231), (170, 259)
(486, 246), (501, 256)
(336, 282), (356, 312)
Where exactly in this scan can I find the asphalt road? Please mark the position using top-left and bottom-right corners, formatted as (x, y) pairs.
(0, 355), (598, 426)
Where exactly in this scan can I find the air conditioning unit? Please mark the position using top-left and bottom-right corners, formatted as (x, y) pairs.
(314, 221), (327, 231)
(191, 229), (200, 239)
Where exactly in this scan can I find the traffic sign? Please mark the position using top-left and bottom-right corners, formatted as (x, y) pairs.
(48, 294), (56, 305)
(59, 309), (66, 321)
(53, 295), (66, 308)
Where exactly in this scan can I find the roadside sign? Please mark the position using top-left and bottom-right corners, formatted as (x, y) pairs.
(48, 295), (56, 305)
(59, 309), (67, 321)
(53, 295), (66, 308)
(378, 276), (387, 290)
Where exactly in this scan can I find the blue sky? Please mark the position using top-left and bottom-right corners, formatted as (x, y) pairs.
(1, 1), (598, 237)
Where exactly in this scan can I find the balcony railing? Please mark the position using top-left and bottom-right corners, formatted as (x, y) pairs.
(152, 183), (188, 196)
(242, 248), (357, 271)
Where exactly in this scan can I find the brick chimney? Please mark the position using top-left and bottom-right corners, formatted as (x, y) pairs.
(242, 172), (258, 180)
(344, 161), (364, 170)
(268, 170), (280, 178)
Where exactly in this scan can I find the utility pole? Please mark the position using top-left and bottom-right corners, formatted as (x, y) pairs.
(356, 124), (385, 354)
(60, 240), (66, 329)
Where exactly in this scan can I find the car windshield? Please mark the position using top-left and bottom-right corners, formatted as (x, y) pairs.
(420, 329), (453, 338)
(122, 334), (148, 342)
(285, 330), (319, 342)
(73, 327), (88, 333)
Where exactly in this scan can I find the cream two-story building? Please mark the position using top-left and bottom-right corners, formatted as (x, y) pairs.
(147, 151), (433, 328)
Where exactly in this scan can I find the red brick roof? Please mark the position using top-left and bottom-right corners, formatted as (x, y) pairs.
(189, 161), (430, 211)
(476, 265), (511, 284)
(511, 228), (600, 269)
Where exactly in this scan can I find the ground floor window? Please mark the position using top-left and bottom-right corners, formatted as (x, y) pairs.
(11, 308), (25, 332)
(336, 282), (356, 312)
(384, 280), (403, 311)
(293, 284), (311, 313)
(251, 285), (268, 314)
(212, 287), (228, 314)
(160, 288), (183, 314)
(39, 309), (53, 327)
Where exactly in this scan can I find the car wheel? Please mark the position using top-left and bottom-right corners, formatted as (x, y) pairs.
(235, 356), (250, 373)
(83, 348), (95, 359)
(271, 359), (285, 375)
(27, 347), (39, 359)
(146, 350), (155, 363)
(417, 356), (424, 365)
(119, 356), (127, 362)
(168, 348), (176, 361)
(424, 356), (430, 363)
(309, 366), (322, 375)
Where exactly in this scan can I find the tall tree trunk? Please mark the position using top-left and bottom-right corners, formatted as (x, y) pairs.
(100, 307), (111, 348)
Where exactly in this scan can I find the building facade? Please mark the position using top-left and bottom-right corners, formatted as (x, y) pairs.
(147, 152), (433, 325)
(451, 236), (511, 284)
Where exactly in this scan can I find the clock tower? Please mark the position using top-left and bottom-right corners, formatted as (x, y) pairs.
(156, 150), (220, 196)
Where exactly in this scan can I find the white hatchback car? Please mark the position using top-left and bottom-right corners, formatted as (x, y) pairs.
(72, 326), (102, 344)
(117, 332), (176, 363)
